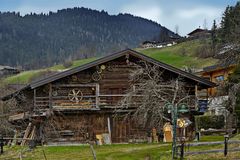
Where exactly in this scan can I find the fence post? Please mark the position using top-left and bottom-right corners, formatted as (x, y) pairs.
(180, 142), (184, 160)
(196, 132), (200, 141)
(224, 134), (229, 156)
(0, 135), (3, 154)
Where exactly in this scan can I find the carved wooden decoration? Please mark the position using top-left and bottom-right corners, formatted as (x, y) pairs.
(126, 54), (129, 64)
(92, 65), (106, 81)
(92, 72), (102, 81)
(71, 75), (78, 82)
(68, 89), (83, 103)
(52, 91), (58, 97)
(100, 65), (106, 70)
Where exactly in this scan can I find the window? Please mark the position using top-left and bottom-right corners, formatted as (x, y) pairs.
(215, 75), (224, 82)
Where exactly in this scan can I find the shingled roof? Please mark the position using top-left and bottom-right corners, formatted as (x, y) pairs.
(1, 49), (216, 100)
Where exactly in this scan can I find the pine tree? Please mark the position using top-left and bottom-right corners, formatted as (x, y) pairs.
(211, 20), (217, 52)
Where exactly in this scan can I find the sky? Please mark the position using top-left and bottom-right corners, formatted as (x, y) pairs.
(0, 0), (238, 36)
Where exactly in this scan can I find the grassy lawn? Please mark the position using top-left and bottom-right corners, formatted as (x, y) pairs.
(3, 57), (97, 84)
(3, 69), (46, 84)
(199, 135), (224, 142)
(137, 39), (218, 69)
(1, 135), (240, 160)
(1, 144), (172, 160)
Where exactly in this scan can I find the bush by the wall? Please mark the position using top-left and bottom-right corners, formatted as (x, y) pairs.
(195, 115), (225, 130)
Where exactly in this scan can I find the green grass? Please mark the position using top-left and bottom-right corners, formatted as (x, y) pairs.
(199, 135), (224, 142)
(1, 135), (240, 160)
(2, 39), (218, 85)
(49, 57), (97, 70)
(1, 144), (172, 160)
(3, 57), (97, 84)
(137, 39), (218, 68)
(3, 69), (46, 84)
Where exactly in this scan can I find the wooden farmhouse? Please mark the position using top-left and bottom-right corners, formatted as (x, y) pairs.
(187, 28), (211, 39)
(200, 63), (236, 96)
(0, 65), (20, 77)
(1, 49), (215, 144)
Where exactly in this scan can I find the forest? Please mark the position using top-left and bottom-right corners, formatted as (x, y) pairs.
(0, 7), (177, 69)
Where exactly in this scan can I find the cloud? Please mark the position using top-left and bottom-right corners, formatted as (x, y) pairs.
(121, 2), (225, 36)
(177, 6), (223, 19)
(121, 4), (162, 23)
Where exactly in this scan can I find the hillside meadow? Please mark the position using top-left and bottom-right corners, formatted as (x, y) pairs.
(2, 39), (218, 85)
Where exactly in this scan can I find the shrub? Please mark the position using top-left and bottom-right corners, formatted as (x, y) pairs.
(195, 115), (225, 130)
(63, 60), (73, 68)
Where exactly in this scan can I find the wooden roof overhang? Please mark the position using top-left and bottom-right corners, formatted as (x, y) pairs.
(187, 28), (209, 36)
(1, 49), (216, 101)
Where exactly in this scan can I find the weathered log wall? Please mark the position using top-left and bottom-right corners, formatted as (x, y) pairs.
(44, 113), (147, 143)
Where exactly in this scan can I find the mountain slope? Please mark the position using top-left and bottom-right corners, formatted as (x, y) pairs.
(3, 39), (218, 85)
(0, 7), (177, 69)
(137, 39), (218, 68)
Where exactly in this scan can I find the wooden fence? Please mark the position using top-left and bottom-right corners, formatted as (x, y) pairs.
(176, 136), (240, 159)
(0, 135), (35, 155)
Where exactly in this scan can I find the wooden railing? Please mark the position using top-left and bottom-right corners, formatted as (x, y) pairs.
(34, 94), (199, 111)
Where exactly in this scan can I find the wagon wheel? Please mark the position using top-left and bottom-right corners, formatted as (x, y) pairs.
(92, 72), (102, 81)
(68, 89), (83, 103)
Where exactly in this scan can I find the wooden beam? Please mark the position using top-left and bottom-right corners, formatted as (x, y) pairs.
(33, 89), (36, 108)
(49, 83), (52, 108)
(184, 148), (240, 156)
(52, 84), (97, 87)
(107, 117), (112, 144)
(21, 123), (32, 146)
(96, 84), (100, 108)
(195, 85), (198, 108)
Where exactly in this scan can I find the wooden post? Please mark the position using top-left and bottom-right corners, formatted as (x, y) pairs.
(224, 135), (229, 156)
(34, 89), (36, 108)
(196, 132), (200, 141)
(180, 142), (184, 160)
(90, 143), (97, 160)
(107, 117), (112, 144)
(96, 84), (100, 108)
(195, 85), (198, 109)
(0, 135), (3, 154)
(49, 83), (52, 108)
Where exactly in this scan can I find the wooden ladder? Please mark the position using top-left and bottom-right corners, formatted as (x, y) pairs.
(21, 123), (36, 146)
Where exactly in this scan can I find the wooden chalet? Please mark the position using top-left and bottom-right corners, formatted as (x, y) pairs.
(0, 65), (20, 77)
(1, 49), (215, 144)
(187, 28), (211, 39)
(200, 63), (237, 96)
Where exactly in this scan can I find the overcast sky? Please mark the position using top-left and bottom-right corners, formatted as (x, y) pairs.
(0, 0), (238, 36)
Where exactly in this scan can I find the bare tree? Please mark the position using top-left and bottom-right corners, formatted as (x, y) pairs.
(175, 25), (179, 35)
(203, 18), (208, 30)
(0, 84), (20, 136)
(118, 61), (194, 127)
(116, 61), (196, 158)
